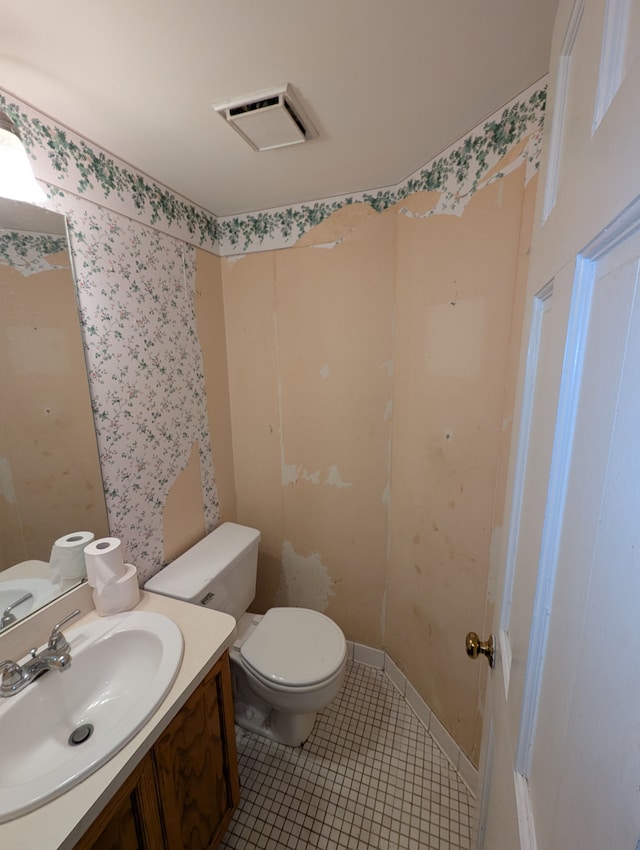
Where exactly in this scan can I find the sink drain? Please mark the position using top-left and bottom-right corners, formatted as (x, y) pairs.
(68, 723), (94, 746)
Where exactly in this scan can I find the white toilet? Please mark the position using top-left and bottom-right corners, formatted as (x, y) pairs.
(144, 522), (347, 746)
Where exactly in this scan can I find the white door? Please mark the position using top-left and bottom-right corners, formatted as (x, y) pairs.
(477, 1), (640, 848)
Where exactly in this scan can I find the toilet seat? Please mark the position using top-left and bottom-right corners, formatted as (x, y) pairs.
(240, 607), (346, 689)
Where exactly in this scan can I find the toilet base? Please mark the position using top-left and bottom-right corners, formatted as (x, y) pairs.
(230, 611), (345, 747)
(234, 694), (317, 747)
(231, 655), (318, 746)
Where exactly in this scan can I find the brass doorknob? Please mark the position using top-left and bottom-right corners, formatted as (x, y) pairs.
(465, 632), (495, 668)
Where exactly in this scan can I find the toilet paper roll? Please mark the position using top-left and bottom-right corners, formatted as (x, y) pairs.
(92, 563), (140, 616)
(83, 537), (126, 592)
(49, 531), (95, 586)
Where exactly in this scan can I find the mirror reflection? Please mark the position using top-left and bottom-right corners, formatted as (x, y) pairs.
(0, 199), (109, 630)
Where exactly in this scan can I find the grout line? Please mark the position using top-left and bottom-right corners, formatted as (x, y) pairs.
(222, 659), (475, 850)
(348, 635), (478, 796)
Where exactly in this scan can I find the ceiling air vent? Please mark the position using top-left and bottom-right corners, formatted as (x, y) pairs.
(213, 84), (316, 151)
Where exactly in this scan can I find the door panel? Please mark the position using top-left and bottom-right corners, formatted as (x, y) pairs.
(529, 237), (640, 850)
(477, 0), (640, 847)
(544, 242), (640, 850)
(504, 271), (571, 750)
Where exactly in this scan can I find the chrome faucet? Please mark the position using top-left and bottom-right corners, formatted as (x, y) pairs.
(0, 609), (81, 698)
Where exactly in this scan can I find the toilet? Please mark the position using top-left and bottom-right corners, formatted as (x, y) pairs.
(144, 522), (347, 746)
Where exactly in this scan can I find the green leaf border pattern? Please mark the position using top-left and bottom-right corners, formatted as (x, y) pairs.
(0, 80), (545, 259)
(0, 230), (68, 275)
(217, 82), (546, 255)
(0, 91), (219, 253)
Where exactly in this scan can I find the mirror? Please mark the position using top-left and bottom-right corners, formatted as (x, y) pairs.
(0, 199), (109, 630)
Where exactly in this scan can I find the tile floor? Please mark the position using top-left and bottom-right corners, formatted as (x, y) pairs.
(220, 660), (475, 850)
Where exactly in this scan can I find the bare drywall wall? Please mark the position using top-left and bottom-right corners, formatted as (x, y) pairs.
(386, 170), (539, 764)
(0, 247), (108, 568)
(222, 150), (539, 767)
(223, 210), (394, 647)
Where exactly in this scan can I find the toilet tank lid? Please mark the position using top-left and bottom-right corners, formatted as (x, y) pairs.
(144, 522), (261, 601)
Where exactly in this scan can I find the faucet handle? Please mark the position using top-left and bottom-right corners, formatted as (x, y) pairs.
(48, 609), (81, 652)
(0, 660), (27, 695)
(0, 592), (34, 630)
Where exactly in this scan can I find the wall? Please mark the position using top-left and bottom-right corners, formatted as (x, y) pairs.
(223, 209), (395, 647)
(388, 160), (538, 763)
(221, 83), (545, 765)
(0, 232), (108, 568)
(1, 81), (544, 766)
(0, 91), (234, 584)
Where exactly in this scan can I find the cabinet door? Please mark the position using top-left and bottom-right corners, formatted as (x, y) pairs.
(153, 653), (240, 850)
(72, 756), (164, 850)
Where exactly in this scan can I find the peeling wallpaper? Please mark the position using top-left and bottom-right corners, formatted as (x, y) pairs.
(64, 199), (219, 579)
(1, 90), (221, 582)
(0, 93), (219, 253)
(221, 84), (545, 765)
(1, 82), (545, 258)
(0, 231), (68, 276)
(0, 78), (546, 664)
(218, 82), (545, 254)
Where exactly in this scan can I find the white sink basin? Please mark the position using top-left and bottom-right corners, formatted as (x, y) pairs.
(0, 610), (183, 822)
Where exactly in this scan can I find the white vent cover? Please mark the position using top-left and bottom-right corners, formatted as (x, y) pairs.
(213, 84), (316, 151)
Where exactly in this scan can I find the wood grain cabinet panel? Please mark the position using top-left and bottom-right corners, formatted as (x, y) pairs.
(74, 651), (239, 850)
(72, 757), (163, 850)
(154, 655), (240, 849)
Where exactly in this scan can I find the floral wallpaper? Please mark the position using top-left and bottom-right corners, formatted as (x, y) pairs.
(58, 197), (219, 581)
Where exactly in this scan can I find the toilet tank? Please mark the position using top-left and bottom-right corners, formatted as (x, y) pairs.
(144, 522), (261, 621)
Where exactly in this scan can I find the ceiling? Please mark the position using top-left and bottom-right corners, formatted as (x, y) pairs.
(0, 1), (558, 217)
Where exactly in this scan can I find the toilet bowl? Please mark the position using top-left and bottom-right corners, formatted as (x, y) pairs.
(144, 522), (347, 746)
(230, 608), (347, 746)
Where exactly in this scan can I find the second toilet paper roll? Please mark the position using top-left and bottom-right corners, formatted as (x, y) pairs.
(49, 531), (95, 585)
(84, 537), (126, 592)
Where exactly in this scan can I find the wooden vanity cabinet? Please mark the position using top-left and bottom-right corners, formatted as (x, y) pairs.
(153, 651), (240, 849)
(71, 757), (164, 850)
(74, 651), (240, 850)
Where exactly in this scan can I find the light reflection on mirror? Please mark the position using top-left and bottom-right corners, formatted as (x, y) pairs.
(0, 199), (109, 631)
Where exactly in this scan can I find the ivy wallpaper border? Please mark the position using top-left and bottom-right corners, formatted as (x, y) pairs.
(1, 80), (545, 260)
(217, 80), (547, 256)
(0, 90), (220, 254)
(0, 231), (68, 275)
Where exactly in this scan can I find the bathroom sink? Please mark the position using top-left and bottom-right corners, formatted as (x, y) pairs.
(0, 610), (183, 822)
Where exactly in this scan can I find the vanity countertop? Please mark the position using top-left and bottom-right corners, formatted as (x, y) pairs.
(0, 590), (237, 850)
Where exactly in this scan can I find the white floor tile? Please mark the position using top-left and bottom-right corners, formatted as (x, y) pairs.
(221, 660), (474, 850)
